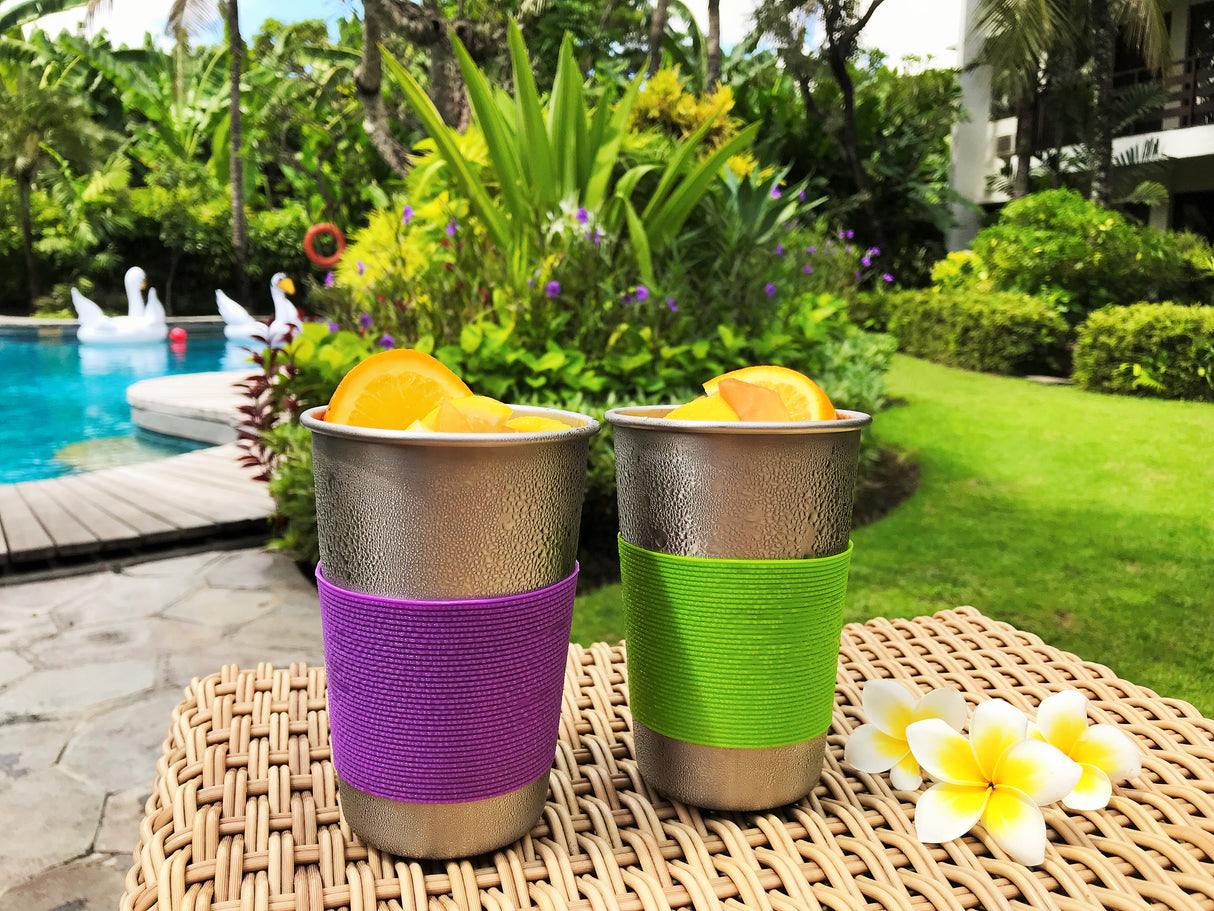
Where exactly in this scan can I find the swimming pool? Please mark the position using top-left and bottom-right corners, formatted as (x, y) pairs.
(0, 335), (252, 484)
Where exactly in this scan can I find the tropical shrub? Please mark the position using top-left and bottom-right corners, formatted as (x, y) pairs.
(969, 190), (1208, 323)
(882, 290), (1069, 376)
(1073, 303), (1214, 401)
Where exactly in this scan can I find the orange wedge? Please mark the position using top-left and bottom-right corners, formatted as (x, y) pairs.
(703, 365), (836, 421)
(325, 349), (471, 430)
(716, 378), (790, 421)
(449, 395), (513, 432)
(666, 393), (739, 421)
(506, 415), (570, 432)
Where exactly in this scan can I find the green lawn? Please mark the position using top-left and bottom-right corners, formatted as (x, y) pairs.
(573, 355), (1214, 716)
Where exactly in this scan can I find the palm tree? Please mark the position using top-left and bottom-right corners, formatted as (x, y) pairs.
(0, 62), (110, 310)
(86, 0), (249, 299)
(706, 0), (721, 91)
(974, 0), (1168, 203)
(648, 0), (670, 75)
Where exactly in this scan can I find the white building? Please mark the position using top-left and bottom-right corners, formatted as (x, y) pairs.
(949, 0), (1214, 248)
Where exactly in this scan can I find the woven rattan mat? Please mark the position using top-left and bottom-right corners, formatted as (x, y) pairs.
(120, 606), (1214, 911)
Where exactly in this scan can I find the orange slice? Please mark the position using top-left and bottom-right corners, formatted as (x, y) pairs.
(703, 365), (836, 421)
(506, 415), (570, 432)
(325, 349), (471, 430)
(717, 377), (790, 421)
(417, 399), (476, 432)
(449, 395), (513, 432)
(666, 393), (739, 421)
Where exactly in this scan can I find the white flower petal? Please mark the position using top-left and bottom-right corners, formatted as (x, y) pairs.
(906, 719), (986, 786)
(889, 751), (923, 790)
(983, 786), (1048, 866)
(913, 687), (968, 731)
(914, 782), (989, 844)
(862, 679), (916, 738)
(992, 739), (1082, 806)
(1036, 691), (1089, 755)
(970, 699), (1029, 781)
(1063, 764), (1113, 811)
(1072, 725), (1142, 783)
(844, 724), (909, 774)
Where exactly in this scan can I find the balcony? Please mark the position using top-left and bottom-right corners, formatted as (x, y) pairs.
(1114, 53), (1214, 134)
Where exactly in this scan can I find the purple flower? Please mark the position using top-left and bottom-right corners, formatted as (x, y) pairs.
(854, 272), (862, 280)
(528, 278), (535, 287)
(765, 283), (777, 297)
(808, 246), (818, 254)
(775, 244), (785, 256)
(846, 246), (853, 254)
(357, 260), (366, 277)
(635, 285), (649, 302)
(804, 264), (813, 274)
(590, 227), (604, 245)
(402, 204), (414, 225)
(827, 240), (835, 247)
(771, 185), (782, 198)
(868, 247), (881, 257)
(378, 333), (395, 349)
(846, 229), (855, 239)
(883, 273), (894, 283)
(667, 297), (678, 312)
(545, 280), (561, 298)
(861, 256), (872, 267)
(358, 312), (372, 330)
(798, 190), (806, 201)
(324, 271), (335, 289)
(327, 321), (340, 333)
(576, 207), (589, 224)
(838, 230), (845, 240)
(446, 219), (458, 237)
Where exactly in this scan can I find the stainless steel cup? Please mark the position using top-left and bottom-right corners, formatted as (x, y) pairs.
(301, 404), (599, 857)
(606, 404), (872, 810)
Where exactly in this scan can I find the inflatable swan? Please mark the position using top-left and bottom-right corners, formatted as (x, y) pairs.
(216, 273), (300, 346)
(71, 267), (168, 345)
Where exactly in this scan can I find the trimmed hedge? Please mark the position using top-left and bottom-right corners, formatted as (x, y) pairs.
(1073, 303), (1214, 401)
(879, 290), (1069, 376)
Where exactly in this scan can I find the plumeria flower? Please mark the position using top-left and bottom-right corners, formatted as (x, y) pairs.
(845, 680), (967, 789)
(1031, 691), (1141, 810)
(402, 204), (414, 225)
(378, 333), (394, 349)
(545, 280), (561, 299)
(906, 699), (1082, 866)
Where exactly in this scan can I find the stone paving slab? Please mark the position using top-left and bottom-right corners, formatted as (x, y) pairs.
(0, 545), (324, 908)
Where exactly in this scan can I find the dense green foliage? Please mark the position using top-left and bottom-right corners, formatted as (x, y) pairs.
(1073, 304), (1214, 401)
(875, 289), (1069, 376)
(962, 190), (1211, 324)
(575, 355), (1214, 715)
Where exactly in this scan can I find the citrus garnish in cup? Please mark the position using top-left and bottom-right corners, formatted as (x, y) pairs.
(703, 365), (836, 421)
(666, 393), (739, 421)
(325, 349), (472, 430)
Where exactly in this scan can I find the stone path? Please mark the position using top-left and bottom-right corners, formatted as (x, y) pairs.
(0, 547), (325, 910)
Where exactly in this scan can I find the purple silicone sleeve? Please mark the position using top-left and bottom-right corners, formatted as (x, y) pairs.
(316, 565), (577, 804)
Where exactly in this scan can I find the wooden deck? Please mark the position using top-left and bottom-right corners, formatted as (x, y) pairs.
(0, 443), (273, 572)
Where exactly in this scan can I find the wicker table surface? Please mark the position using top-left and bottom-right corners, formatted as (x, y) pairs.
(120, 606), (1214, 911)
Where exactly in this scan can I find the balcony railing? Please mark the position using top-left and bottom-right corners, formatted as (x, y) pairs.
(1114, 53), (1214, 134)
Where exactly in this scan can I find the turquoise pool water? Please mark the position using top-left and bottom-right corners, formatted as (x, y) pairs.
(0, 335), (250, 484)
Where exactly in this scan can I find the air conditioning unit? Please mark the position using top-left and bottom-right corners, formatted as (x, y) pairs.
(995, 134), (1014, 157)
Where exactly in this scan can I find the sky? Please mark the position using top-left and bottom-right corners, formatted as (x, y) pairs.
(36, 0), (965, 69)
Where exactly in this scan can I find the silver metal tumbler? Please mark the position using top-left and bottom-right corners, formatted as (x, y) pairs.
(607, 404), (871, 810)
(301, 404), (599, 857)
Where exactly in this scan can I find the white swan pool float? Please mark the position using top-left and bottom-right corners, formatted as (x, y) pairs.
(216, 273), (300, 346)
(71, 267), (168, 345)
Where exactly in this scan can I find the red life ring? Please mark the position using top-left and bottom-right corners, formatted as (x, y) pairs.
(304, 223), (346, 268)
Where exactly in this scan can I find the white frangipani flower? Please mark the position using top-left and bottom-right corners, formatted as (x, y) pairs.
(906, 699), (1082, 866)
(1031, 690), (1142, 811)
(844, 680), (968, 790)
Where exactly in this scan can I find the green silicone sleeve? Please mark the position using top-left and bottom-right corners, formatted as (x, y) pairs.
(620, 537), (852, 749)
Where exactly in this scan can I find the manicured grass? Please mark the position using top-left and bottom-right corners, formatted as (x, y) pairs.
(572, 355), (1214, 716)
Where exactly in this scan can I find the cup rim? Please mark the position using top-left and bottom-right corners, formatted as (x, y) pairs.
(300, 404), (601, 446)
(605, 404), (872, 434)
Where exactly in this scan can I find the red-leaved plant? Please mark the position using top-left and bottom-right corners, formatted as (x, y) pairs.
(234, 326), (299, 482)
